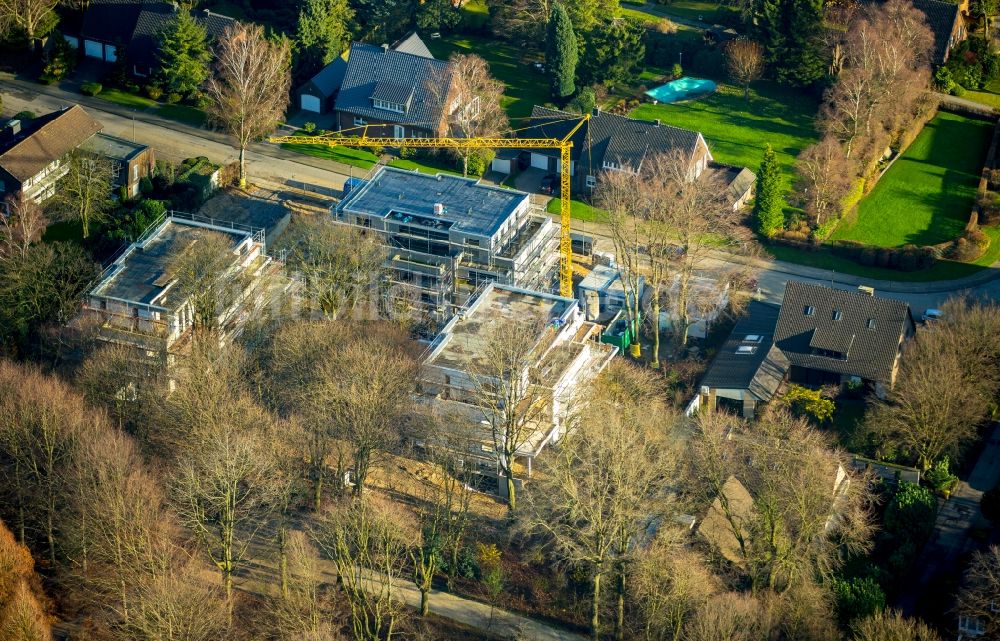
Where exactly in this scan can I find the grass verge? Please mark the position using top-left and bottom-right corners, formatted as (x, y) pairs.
(156, 103), (206, 127)
(279, 132), (379, 169)
(97, 89), (156, 110)
(388, 157), (462, 176)
(546, 197), (609, 223)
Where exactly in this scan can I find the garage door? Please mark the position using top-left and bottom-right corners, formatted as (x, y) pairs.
(84, 40), (103, 58)
(492, 158), (511, 174)
(300, 94), (321, 113)
(104, 43), (117, 62)
(530, 153), (549, 170)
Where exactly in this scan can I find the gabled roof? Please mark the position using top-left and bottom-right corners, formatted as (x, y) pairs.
(697, 476), (755, 565)
(910, 0), (962, 63)
(304, 52), (349, 98)
(129, 4), (235, 71)
(775, 282), (913, 383)
(700, 300), (789, 402)
(524, 106), (708, 173)
(0, 106), (103, 183)
(80, 0), (144, 43)
(389, 32), (433, 59)
(334, 43), (452, 128)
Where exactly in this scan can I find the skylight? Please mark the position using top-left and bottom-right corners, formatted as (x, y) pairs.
(736, 345), (757, 355)
(744, 334), (762, 343)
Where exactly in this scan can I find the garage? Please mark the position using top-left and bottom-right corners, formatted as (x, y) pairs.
(300, 94), (321, 113)
(104, 43), (117, 62)
(84, 39), (103, 59)
(491, 158), (512, 174)
(530, 152), (550, 170)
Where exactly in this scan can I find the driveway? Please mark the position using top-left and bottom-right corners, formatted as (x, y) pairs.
(514, 167), (553, 209)
(897, 423), (1000, 616)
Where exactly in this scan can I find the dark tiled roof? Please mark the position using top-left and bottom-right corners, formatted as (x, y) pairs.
(80, 0), (143, 43)
(0, 106), (103, 182)
(910, 0), (961, 63)
(525, 106), (707, 173)
(371, 81), (415, 106)
(389, 32), (433, 59)
(304, 54), (348, 97)
(775, 282), (913, 383)
(334, 43), (452, 128)
(700, 301), (789, 402)
(130, 4), (235, 71)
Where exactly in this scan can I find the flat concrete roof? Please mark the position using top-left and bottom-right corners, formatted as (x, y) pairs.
(338, 167), (529, 238)
(579, 264), (626, 296)
(79, 132), (147, 162)
(426, 284), (576, 373)
(92, 219), (245, 310)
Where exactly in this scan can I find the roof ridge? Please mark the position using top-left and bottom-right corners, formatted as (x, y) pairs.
(0, 106), (84, 160)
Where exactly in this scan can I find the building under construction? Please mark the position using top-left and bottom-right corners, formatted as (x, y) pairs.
(333, 167), (559, 320)
(81, 212), (282, 366)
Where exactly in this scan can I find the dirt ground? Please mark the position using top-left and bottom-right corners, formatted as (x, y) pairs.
(197, 184), (335, 248)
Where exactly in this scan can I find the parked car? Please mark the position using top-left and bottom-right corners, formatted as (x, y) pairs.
(540, 174), (559, 195)
(922, 308), (943, 323)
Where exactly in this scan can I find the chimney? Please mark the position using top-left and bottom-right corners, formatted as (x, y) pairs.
(5, 119), (21, 136)
(382, 43), (390, 52)
(592, 106), (601, 116)
(857, 285), (874, 296)
(654, 119), (660, 127)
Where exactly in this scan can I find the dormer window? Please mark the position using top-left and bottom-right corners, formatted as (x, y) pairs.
(804, 305), (815, 316)
(372, 98), (405, 113)
(602, 159), (618, 170)
(866, 318), (876, 329)
(832, 310), (842, 321)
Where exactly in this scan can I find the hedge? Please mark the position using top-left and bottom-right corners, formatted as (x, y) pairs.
(80, 82), (103, 96)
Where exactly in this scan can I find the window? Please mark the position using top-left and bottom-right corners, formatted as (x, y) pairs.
(866, 318), (876, 329)
(466, 238), (480, 247)
(353, 116), (367, 126)
(736, 345), (757, 355)
(133, 164), (138, 182)
(372, 98), (405, 113)
(832, 310), (842, 321)
(585, 175), (596, 188)
(804, 305), (815, 316)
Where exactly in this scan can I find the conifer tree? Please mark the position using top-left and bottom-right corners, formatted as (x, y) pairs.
(546, 2), (578, 100)
(294, 0), (353, 79)
(156, 10), (211, 97)
(753, 145), (785, 237)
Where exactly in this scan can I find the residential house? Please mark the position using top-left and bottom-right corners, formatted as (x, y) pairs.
(699, 300), (790, 419)
(79, 133), (156, 199)
(911, 0), (967, 64)
(711, 164), (757, 211)
(332, 167), (559, 320)
(80, 0), (234, 77)
(0, 106), (102, 204)
(417, 282), (617, 496)
(333, 34), (454, 138)
(297, 53), (349, 114)
(81, 212), (280, 365)
(500, 106), (713, 194)
(774, 282), (915, 395)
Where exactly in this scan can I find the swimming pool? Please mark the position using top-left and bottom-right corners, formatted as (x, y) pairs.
(644, 77), (717, 103)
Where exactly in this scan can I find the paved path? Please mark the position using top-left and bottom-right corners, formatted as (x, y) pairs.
(0, 75), (359, 192)
(898, 423), (1000, 616)
(235, 532), (587, 641)
(937, 91), (997, 115)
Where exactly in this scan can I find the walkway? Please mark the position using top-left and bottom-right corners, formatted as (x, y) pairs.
(898, 423), (1000, 616)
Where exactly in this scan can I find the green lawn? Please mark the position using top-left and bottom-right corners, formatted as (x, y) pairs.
(769, 226), (1000, 281)
(831, 112), (993, 247)
(630, 81), (820, 190)
(279, 132), (379, 169)
(958, 77), (1000, 110)
(388, 156), (462, 176)
(546, 197), (609, 223)
(621, 0), (733, 24)
(156, 103), (206, 127)
(97, 89), (157, 110)
(425, 34), (551, 122)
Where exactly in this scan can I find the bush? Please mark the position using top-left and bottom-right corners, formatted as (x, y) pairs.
(671, 63), (683, 79)
(124, 82), (140, 94)
(139, 176), (153, 195)
(165, 92), (182, 104)
(833, 576), (886, 625)
(884, 482), (936, 543)
(466, 149), (495, 177)
(80, 82), (103, 96)
(924, 457), (959, 496)
(982, 484), (1000, 522)
(566, 87), (597, 115)
(145, 84), (163, 100)
(302, 121), (316, 134)
(397, 145), (416, 159)
(934, 66), (956, 94)
(782, 384), (834, 423)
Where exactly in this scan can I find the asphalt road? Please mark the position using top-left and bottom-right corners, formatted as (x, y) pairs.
(4, 77), (1000, 314)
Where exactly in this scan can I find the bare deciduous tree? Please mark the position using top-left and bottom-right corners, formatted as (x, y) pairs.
(429, 53), (509, 176)
(207, 23), (291, 188)
(125, 560), (231, 641)
(688, 408), (874, 593)
(166, 229), (245, 331)
(268, 531), (341, 641)
(278, 215), (386, 320)
(725, 39), (764, 101)
(956, 545), (1000, 639)
(470, 314), (550, 512)
(0, 197), (46, 264)
(0, 519), (52, 641)
(314, 498), (411, 641)
(76, 342), (164, 436)
(683, 592), (771, 641)
(0, 0), (58, 50)
(522, 362), (678, 641)
(794, 135), (855, 227)
(53, 152), (115, 239)
(852, 609), (942, 641)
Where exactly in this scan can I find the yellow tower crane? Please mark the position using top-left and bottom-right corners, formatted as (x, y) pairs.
(269, 114), (590, 298)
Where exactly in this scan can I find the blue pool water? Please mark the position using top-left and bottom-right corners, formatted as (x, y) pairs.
(644, 77), (717, 103)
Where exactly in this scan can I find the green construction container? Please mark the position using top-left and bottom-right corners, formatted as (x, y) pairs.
(601, 309), (637, 351)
